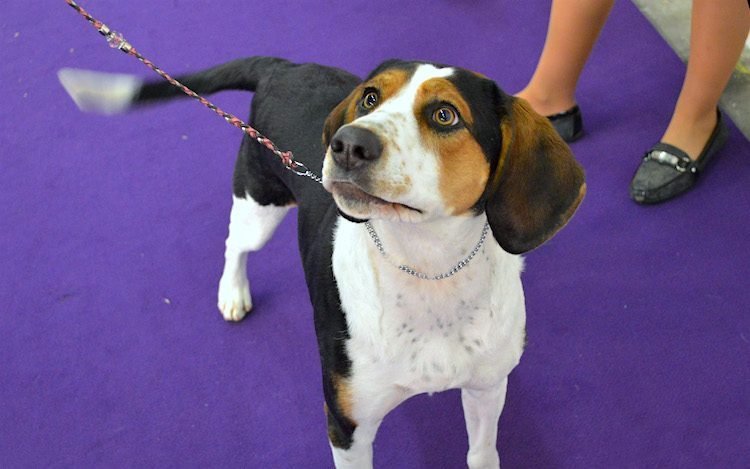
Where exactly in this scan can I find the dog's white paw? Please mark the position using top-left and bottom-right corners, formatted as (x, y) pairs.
(217, 277), (252, 322)
(467, 451), (500, 469)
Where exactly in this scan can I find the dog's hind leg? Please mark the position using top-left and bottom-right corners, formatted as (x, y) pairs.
(217, 194), (290, 321)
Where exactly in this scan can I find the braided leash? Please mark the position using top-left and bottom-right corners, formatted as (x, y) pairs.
(64, 0), (322, 184)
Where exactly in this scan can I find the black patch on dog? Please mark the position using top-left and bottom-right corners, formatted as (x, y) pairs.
(363, 59), (421, 81)
(447, 70), (507, 169)
(446, 70), (509, 213)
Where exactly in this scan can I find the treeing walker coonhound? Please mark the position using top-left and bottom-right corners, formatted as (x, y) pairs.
(59, 56), (585, 468)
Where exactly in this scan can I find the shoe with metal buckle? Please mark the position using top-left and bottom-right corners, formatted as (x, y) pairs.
(547, 105), (584, 142)
(629, 110), (728, 204)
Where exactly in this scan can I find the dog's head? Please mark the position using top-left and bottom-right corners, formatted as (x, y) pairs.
(322, 60), (585, 254)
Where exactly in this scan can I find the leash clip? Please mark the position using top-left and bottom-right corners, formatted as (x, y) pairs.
(287, 161), (313, 176)
(286, 161), (324, 184)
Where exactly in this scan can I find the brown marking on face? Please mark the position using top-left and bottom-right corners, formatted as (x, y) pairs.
(323, 69), (411, 149)
(416, 78), (474, 126)
(436, 137), (490, 214)
(413, 78), (489, 214)
(322, 86), (361, 147)
(365, 69), (411, 104)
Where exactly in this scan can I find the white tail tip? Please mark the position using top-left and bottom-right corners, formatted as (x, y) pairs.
(57, 68), (142, 115)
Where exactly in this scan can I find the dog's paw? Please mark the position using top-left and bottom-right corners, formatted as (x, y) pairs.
(467, 451), (500, 469)
(217, 277), (252, 322)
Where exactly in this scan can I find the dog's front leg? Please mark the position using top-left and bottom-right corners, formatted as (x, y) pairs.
(217, 195), (290, 321)
(461, 378), (508, 469)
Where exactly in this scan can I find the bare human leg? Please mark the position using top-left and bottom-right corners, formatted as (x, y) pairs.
(660, 0), (750, 160)
(516, 0), (615, 116)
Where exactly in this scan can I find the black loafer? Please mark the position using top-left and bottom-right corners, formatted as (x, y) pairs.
(629, 110), (729, 204)
(547, 105), (584, 142)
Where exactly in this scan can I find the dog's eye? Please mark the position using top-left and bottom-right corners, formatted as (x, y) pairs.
(432, 106), (459, 126)
(362, 90), (379, 110)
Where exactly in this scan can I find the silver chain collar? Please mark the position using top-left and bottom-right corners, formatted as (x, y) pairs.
(364, 221), (490, 280)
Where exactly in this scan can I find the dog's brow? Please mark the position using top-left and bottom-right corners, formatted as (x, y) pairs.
(366, 70), (412, 103)
(415, 78), (474, 126)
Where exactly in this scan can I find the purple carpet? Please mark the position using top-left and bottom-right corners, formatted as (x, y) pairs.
(2, 1), (749, 467)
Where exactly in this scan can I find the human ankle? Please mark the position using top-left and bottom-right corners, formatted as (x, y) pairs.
(661, 110), (718, 160)
(515, 86), (576, 116)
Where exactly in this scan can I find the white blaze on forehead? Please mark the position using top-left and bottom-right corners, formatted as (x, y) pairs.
(352, 64), (458, 218)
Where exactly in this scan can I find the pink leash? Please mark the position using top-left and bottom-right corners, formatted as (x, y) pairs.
(64, 0), (322, 183)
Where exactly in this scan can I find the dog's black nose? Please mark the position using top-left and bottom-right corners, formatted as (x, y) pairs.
(330, 126), (382, 170)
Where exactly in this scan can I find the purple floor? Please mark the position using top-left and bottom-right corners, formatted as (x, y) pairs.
(2, 1), (749, 467)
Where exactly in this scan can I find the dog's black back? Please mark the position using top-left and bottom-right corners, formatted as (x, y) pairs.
(136, 56), (357, 207)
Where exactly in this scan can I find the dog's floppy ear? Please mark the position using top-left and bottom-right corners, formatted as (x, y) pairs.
(322, 85), (363, 148)
(485, 97), (586, 254)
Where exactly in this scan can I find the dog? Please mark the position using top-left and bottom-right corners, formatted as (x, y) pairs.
(59, 56), (585, 468)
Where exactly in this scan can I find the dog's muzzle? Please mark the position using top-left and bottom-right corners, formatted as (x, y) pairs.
(329, 126), (382, 171)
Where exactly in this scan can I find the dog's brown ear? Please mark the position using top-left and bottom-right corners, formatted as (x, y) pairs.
(485, 97), (586, 254)
(322, 86), (362, 147)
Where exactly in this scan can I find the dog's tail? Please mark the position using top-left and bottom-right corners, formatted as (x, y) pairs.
(58, 56), (288, 115)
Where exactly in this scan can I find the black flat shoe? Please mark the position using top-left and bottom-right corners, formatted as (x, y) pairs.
(547, 105), (584, 142)
(629, 109), (729, 204)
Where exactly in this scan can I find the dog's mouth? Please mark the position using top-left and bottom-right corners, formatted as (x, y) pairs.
(328, 181), (422, 220)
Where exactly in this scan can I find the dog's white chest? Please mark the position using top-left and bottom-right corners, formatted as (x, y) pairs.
(374, 282), (497, 391)
(332, 220), (526, 395)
